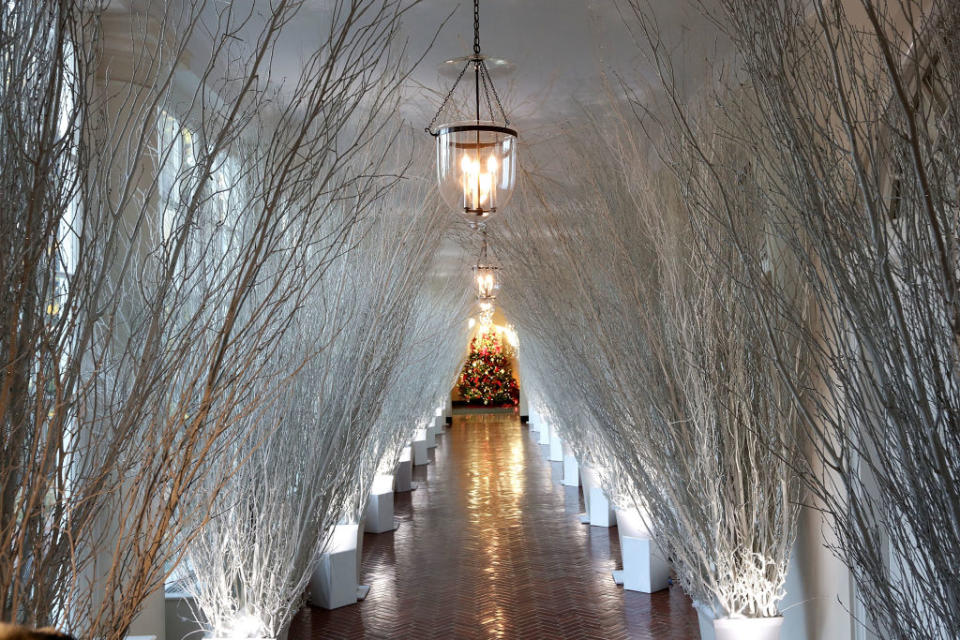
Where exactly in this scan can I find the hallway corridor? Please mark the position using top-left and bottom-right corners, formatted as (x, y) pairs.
(291, 414), (700, 639)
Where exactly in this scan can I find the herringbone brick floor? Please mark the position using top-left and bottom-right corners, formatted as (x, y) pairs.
(290, 414), (700, 639)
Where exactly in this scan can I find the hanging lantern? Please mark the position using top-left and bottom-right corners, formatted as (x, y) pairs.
(475, 264), (500, 299)
(426, 0), (517, 223)
(473, 229), (500, 300)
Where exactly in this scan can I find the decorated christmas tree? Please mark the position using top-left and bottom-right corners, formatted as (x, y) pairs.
(457, 328), (520, 406)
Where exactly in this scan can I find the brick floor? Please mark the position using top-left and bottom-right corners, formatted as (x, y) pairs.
(290, 413), (700, 639)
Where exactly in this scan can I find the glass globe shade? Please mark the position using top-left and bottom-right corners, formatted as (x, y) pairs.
(435, 121), (517, 220)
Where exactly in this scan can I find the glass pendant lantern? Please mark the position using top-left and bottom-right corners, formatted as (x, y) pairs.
(473, 229), (500, 301)
(426, 0), (517, 223)
(475, 263), (500, 299)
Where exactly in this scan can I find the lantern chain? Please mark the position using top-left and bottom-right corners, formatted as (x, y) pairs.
(425, 58), (470, 135)
(478, 61), (509, 127)
(473, 0), (480, 56)
(425, 0), (511, 133)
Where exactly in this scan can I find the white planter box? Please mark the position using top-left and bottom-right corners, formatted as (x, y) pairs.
(424, 422), (437, 448)
(562, 447), (579, 487)
(353, 517), (367, 594)
(427, 416), (443, 440)
(548, 430), (563, 462)
(528, 409), (541, 433)
(578, 466), (615, 527)
(619, 536), (669, 592)
(206, 626), (288, 640)
(713, 616), (783, 640)
(589, 487), (615, 527)
(412, 430), (430, 466)
(612, 506), (668, 592)
(538, 422), (551, 446)
(695, 602), (715, 640)
(579, 466), (592, 524)
(394, 448), (415, 492)
(310, 525), (360, 609)
(365, 474), (396, 533)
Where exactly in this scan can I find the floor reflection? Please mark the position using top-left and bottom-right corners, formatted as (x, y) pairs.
(293, 413), (700, 639)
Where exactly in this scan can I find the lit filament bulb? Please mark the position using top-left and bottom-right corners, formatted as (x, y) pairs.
(461, 154), (499, 211)
(477, 272), (495, 297)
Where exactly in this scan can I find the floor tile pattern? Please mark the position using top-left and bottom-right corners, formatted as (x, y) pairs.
(290, 414), (700, 639)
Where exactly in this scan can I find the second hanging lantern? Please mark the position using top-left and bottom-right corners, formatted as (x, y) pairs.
(474, 230), (500, 301)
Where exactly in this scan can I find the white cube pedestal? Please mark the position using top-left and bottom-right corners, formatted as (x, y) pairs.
(365, 475), (396, 533)
(549, 430), (563, 462)
(539, 422), (551, 446)
(412, 430), (430, 466)
(528, 423), (541, 444)
(310, 524), (361, 609)
(562, 452), (579, 487)
(528, 410), (541, 433)
(394, 448), (416, 492)
(589, 487), (616, 527)
(579, 466), (616, 527)
(354, 518), (368, 596)
(612, 506), (669, 592)
(426, 417), (440, 442)
(579, 466), (593, 524)
(617, 535), (669, 592)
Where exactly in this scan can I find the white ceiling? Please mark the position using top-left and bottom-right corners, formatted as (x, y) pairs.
(267, 0), (728, 129)
(255, 0), (730, 277)
(120, 0), (730, 280)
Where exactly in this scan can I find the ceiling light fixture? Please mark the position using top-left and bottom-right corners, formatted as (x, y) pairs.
(426, 0), (517, 225)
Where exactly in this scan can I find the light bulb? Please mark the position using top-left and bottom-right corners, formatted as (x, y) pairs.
(459, 151), (497, 211)
(477, 172), (492, 205)
(477, 272), (495, 297)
